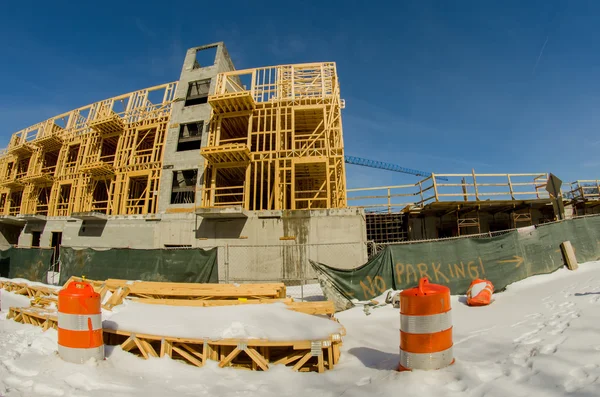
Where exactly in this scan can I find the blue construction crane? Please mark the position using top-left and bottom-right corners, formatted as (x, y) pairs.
(344, 156), (449, 181)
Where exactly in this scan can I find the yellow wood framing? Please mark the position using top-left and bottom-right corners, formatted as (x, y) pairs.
(0, 83), (177, 216)
(200, 63), (347, 210)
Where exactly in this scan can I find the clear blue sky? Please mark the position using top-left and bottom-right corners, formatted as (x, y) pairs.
(1, 0), (599, 187)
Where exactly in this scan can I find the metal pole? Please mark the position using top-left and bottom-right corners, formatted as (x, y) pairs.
(224, 244), (230, 283)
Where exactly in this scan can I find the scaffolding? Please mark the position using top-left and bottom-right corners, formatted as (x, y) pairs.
(200, 62), (347, 210)
(0, 83), (177, 217)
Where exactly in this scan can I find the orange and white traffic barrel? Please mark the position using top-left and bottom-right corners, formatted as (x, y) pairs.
(57, 281), (104, 363)
(466, 278), (494, 306)
(398, 277), (454, 371)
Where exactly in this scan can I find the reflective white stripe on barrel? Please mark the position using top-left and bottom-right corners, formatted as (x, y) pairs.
(57, 313), (102, 331)
(400, 311), (452, 334)
(469, 282), (490, 297)
(400, 346), (453, 370)
(58, 345), (105, 364)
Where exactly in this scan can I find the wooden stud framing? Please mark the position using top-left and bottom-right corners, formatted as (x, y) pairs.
(0, 83), (177, 217)
(200, 63), (347, 210)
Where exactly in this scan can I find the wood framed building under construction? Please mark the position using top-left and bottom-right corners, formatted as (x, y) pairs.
(0, 41), (595, 280)
(0, 42), (367, 279)
(0, 57), (347, 219)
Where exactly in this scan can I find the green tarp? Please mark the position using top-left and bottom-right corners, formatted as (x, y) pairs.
(0, 247), (53, 282)
(58, 247), (218, 285)
(311, 216), (600, 303)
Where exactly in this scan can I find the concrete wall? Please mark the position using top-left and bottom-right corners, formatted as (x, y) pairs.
(14, 208), (368, 282)
(158, 42), (236, 213)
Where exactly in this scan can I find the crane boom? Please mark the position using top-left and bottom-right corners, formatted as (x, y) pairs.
(344, 156), (448, 181)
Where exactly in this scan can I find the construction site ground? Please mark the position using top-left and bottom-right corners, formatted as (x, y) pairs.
(1, 261), (599, 396)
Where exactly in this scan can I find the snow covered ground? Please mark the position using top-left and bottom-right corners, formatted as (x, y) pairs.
(2, 262), (600, 396)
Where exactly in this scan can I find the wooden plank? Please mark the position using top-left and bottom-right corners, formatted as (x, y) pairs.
(561, 241), (578, 270)
(292, 351), (313, 372)
(317, 352), (325, 373)
(172, 345), (204, 367)
(160, 339), (172, 358)
(218, 347), (242, 368)
(245, 347), (269, 371)
(128, 296), (317, 310)
(179, 343), (205, 362)
(273, 350), (308, 365)
(333, 343), (340, 364)
(204, 342), (215, 362)
(120, 336), (137, 352)
(133, 337), (149, 359)
(130, 297), (292, 306)
(139, 339), (159, 358)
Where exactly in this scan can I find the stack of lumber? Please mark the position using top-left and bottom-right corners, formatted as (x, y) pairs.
(5, 277), (342, 373)
(7, 305), (344, 373)
(65, 277), (334, 316)
(7, 306), (58, 331)
(66, 277), (286, 299)
(0, 279), (59, 307)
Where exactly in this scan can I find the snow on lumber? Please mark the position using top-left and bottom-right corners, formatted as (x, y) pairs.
(103, 300), (343, 341)
(0, 277), (61, 291)
(0, 290), (31, 312)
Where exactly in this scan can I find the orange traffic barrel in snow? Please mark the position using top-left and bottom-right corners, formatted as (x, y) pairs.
(398, 277), (454, 371)
(466, 278), (494, 306)
(57, 281), (104, 363)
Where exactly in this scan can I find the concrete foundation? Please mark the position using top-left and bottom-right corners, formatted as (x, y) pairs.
(13, 208), (367, 282)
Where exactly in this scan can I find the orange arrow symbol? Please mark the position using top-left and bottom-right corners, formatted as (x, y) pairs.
(497, 256), (524, 268)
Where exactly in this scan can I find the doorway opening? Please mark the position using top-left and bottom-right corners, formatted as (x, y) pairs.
(50, 231), (62, 271)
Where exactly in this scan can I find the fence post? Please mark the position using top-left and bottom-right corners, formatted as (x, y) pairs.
(431, 174), (439, 202)
(224, 244), (230, 284)
(301, 256), (305, 301)
(472, 169), (479, 201)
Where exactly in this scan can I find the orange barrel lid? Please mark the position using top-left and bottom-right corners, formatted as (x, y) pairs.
(58, 281), (101, 314)
(400, 277), (451, 316)
(59, 281), (98, 298)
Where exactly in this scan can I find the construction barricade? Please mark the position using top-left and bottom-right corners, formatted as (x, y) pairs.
(398, 277), (454, 371)
(466, 279), (494, 306)
(57, 281), (104, 363)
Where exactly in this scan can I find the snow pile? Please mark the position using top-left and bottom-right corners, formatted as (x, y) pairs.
(1, 261), (600, 396)
(0, 277), (61, 291)
(103, 300), (344, 341)
(0, 290), (31, 313)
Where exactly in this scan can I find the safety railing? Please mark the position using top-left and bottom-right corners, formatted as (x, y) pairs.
(123, 201), (146, 215)
(213, 62), (338, 103)
(565, 180), (600, 201)
(204, 185), (245, 207)
(56, 203), (71, 217)
(91, 199), (110, 214)
(2, 82), (177, 153)
(348, 171), (551, 213)
(8, 204), (21, 216)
